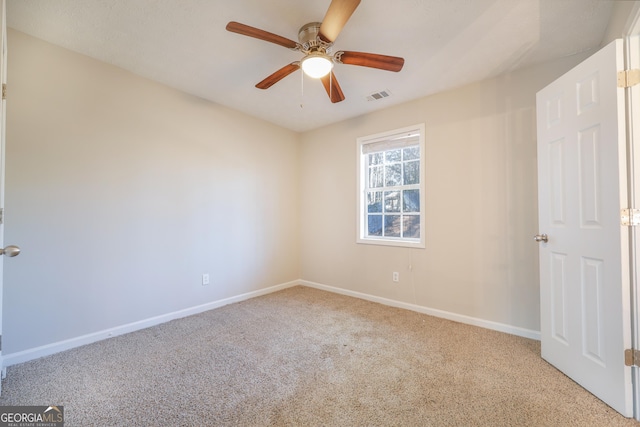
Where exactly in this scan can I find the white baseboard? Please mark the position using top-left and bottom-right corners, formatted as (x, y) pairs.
(3, 279), (540, 368)
(300, 280), (541, 341)
(2, 280), (299, 368)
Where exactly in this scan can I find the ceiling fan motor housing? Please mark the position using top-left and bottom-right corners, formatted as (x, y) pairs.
(298, 22), (332, 54)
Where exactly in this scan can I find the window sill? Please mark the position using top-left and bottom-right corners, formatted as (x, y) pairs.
(356, 237), (425, 249)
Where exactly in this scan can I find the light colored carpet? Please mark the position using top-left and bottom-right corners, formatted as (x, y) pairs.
(0, 286), (637, 426)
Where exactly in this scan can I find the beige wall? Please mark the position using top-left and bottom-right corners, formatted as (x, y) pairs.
(4, 25), (597, 357)
(299, 53), (590, 333)
(4, 30), (300, 354)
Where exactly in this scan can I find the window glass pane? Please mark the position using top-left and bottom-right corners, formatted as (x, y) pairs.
(369, 152), (383, 165)
(358, 125), (424, 247)
(384, 191), (401, 213)
(385, 164), (402, 187)
(403, 146), (420, 161)
(369, 166), (383, 188)
(403, 215), (420, 238)
(403, 160), (420, 185)
(368, 215), (382, 236)
(403, 189), (420, 212)
(384, 215), (401, 237)
(367, 192), (383, 213)
(385, 149), (402, 163)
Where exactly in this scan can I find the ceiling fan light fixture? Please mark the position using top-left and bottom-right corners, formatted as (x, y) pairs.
(226, 0), (404, 104)
(301, 52), (334, 78)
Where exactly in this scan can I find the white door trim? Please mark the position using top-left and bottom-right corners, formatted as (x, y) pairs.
(0, 0), (7, 388)
(624, 2), (640, 419)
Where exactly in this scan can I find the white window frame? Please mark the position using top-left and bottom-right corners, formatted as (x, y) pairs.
(356, 123), (426, 249)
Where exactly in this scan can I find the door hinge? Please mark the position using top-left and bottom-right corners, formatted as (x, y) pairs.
(618, 69), (640, 88)
(1, 83), (5, 100)
(626, 349), (640, 367)
(621, 208), (640, 226)
(0, 208), (4, 225)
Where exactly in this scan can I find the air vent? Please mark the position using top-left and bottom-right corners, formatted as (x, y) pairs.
(366, 89), (392, 102)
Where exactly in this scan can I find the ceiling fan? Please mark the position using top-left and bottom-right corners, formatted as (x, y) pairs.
(226, 0), (405, 103)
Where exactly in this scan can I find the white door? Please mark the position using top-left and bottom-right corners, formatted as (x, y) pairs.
(536, 39), (632, 417)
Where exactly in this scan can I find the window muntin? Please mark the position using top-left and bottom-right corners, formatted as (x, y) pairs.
(357, 124), (425, 248)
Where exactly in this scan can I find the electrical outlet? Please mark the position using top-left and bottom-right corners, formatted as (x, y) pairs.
(392, 272), (399, 282)
(202, 273), (210, 286)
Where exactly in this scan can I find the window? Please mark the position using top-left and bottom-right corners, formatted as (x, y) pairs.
(357, 124), (425, 248)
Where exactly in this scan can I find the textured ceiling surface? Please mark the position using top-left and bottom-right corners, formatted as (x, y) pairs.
(7, 0), (615, 132)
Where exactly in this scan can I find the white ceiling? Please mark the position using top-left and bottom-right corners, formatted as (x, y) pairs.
(6, 0), (615, 132)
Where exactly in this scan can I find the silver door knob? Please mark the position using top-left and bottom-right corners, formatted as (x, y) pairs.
(533, 234), (548, 243)
(0, 245), (20, 257)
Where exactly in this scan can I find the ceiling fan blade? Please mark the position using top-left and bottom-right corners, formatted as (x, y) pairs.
(256, 63), (300, 89)
(336, 51), (405, 72)
(226, 21), (299, 50)
(318, 0), (361, 43)
(320, 72), (345, 103)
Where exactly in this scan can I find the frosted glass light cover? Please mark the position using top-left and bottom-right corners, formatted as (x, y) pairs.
(301, 55), (333, 78)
